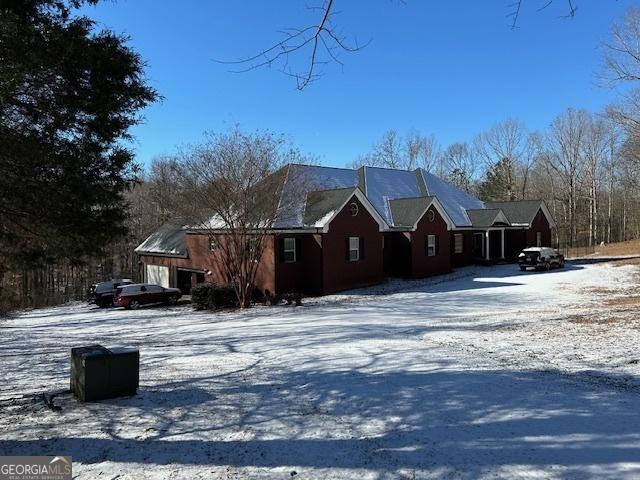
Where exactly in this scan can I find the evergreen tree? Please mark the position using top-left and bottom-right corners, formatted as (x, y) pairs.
(0, 0), (157, 268)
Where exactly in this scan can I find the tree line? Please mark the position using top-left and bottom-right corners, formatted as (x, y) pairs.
(351, 109), (637, 250)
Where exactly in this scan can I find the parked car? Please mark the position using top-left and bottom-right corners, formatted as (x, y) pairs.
(88, 278), (134, 307)
(114, 283), (182, 309)
(518, 247), (565, 271)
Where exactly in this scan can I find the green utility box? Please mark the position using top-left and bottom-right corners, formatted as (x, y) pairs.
(70, 345), (139, 402)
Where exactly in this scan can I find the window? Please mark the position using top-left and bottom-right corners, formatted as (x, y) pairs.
(426, 235), (437, 256)
(348, 236), (360, 262)
(349, 202), (359, 216)
(454, 234), (463, 254)
(208, 236), (218, 251)
(427, 209), (435, 222)
(536, 232), (542, 247)
(283, 238), (296, 263)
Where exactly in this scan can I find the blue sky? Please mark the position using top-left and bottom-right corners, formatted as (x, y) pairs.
(81, 0), (634, 168)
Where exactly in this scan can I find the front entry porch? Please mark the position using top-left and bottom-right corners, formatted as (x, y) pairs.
(473, 228), (506, 263)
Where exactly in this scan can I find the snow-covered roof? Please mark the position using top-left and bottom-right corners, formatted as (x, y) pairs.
(419, 170), (484, 227)
(134, 221), (190, 257)
(272, 164), (487, 229)
(274, 164), (358, 228)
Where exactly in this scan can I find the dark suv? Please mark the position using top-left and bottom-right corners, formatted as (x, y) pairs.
(88, 278), (134, 307)
(518, 247), (565, 271)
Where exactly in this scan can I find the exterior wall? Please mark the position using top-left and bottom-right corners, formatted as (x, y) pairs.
(409, 207), (451, 277)
(138, 233), (277, 296)
(138, 255), (194, 290)
(505, 229), (527, 261)
(383, 232), (411, 278)
(450, 231), (477, 267)
(321, 195), (384, 294)
(273, 233), (323, 295)
(526, 209), (552, 248)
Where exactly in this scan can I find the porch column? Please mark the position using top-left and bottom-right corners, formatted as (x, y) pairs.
(485, 230), (490, 261)
(501, 228), (505, 259)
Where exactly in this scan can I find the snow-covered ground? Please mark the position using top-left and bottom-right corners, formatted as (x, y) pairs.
(2, 259), (640, 479)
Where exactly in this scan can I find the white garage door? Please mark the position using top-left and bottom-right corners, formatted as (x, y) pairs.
(145, 264), (169, 288)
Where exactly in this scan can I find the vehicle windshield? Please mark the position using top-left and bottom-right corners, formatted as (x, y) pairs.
(522, 250), (540, 257)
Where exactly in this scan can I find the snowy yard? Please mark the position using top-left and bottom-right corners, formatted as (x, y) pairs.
(2, 259), (640, 479)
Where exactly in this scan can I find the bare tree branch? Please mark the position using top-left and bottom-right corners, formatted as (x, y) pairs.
(215, 0), (369, 90)
(508, 0), (577, 29)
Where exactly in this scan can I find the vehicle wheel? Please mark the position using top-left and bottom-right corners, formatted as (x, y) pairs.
(129, 300), (140, 310)
(168, 295), (178, 305)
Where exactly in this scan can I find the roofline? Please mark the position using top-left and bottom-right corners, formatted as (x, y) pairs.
(539, 200), (557, 228)
(389, 196), (456, 231)
(135, 250), (188, 259)
(288, 162), (353, 172)
(317, 187), (390, 233)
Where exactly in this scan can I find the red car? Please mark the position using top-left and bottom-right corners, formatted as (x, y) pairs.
(114, 283), (182, 309)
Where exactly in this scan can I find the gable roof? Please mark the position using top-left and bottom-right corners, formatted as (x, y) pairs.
(134, 220), (189, 257)
(303, 187), (388, 232)
(273, 164), (358, 229)
(303, 187), (358, 226)
(388, 196), (435, 228)
(466, 208), (510, 228)
(485, 200), (555, 228)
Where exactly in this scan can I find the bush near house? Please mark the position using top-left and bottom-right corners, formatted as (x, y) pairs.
(191, 284), (239, 310)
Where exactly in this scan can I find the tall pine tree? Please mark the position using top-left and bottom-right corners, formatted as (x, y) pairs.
(0, 0), (157, 269)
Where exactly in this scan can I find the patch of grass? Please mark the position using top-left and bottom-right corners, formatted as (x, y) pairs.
(592, 239), (640, 257)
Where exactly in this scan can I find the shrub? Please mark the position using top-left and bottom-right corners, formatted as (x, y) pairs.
(265, 291), (303, 306)
(191, 283), (239, 310)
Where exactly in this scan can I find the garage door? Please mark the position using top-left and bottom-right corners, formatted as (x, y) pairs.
(145, 264), (169, 288)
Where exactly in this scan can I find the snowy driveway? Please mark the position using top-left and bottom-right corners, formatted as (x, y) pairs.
(2, 260), (640, 479)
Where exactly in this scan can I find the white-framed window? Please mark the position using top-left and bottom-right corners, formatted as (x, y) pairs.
(348, 236), (360, 262)
(426, 235), (437, 256)
(349, 202), (359, 216)
(283, 237), (296, 263)
(454, 234), (463, 254)
(536, 232), (542, 247)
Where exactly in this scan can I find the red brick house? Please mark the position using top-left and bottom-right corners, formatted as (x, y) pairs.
(136, 164), (555, 296)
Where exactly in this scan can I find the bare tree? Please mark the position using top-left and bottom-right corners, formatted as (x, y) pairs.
(353, 129), (442, 171)
(547, 108), (588, 247)
(405, 130), (443, 172)
(174, 128), (306, 307)
(442, 142), (478, 193)
(475, 118), (528, 201)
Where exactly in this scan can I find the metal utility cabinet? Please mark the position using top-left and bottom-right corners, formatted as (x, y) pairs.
(70, 345), (139, 402)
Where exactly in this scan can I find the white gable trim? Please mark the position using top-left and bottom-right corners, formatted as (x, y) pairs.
(538, 201), (557, 228)
(410, 197), (456, 231)
(318, 188), (389, 233)
(493, 210), (511, 226)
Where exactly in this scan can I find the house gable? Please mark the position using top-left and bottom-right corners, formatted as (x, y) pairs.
(309, 188), (389, 233)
